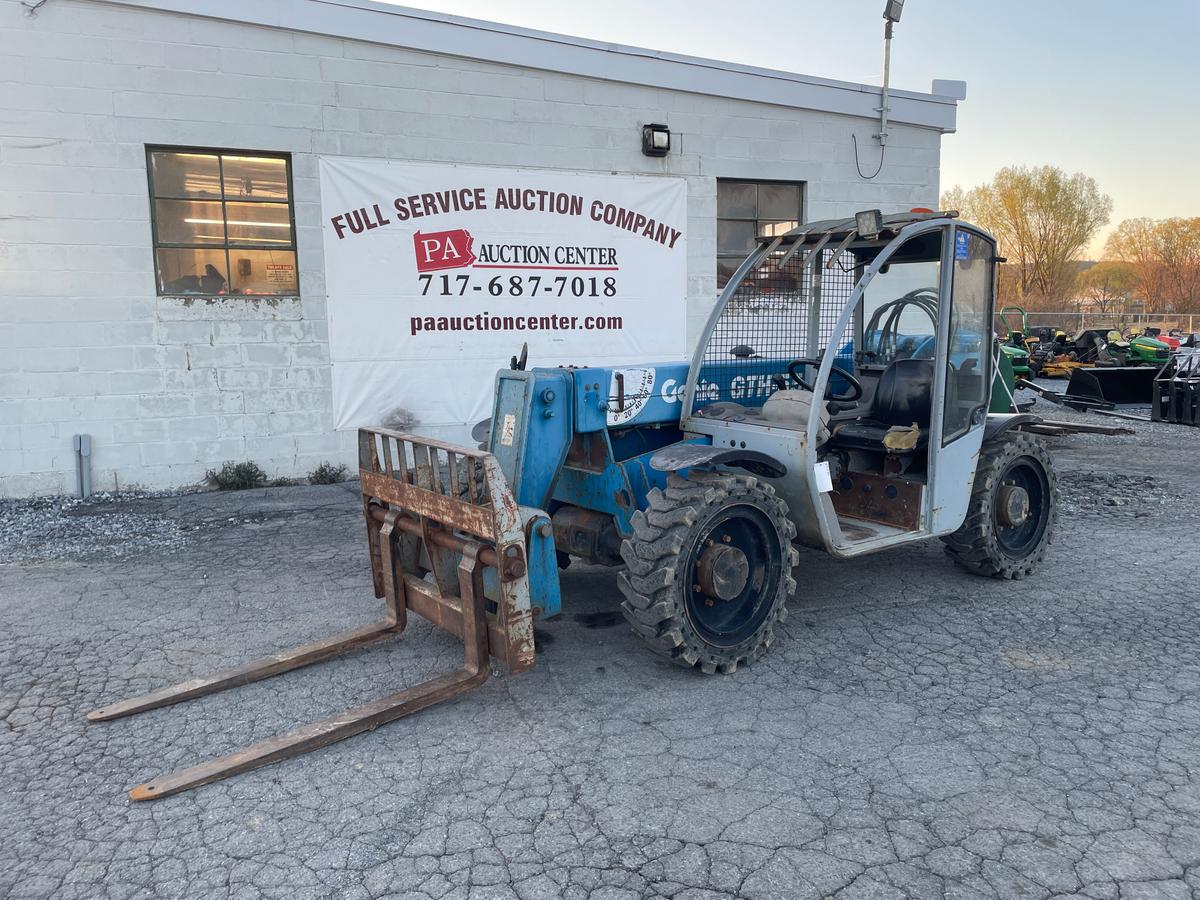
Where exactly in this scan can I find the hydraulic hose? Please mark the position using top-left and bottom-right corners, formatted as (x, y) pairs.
(863, 287), (939, 363)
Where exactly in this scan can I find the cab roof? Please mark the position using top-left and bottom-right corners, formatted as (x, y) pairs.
(758, 210), (960, 247)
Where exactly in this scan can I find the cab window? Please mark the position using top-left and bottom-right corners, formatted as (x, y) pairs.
(942, 230), (993, 443)
(859, 230), (943, 368)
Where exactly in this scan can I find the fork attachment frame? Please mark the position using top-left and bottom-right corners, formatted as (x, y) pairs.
(87, 428), (536, 800)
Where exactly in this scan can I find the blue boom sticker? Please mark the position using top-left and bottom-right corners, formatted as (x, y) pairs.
(955, 231), (970, 260)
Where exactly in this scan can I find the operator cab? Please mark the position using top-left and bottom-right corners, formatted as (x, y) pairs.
(684, 211), (996, 556)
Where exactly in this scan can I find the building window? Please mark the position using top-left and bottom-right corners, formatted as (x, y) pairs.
(717, 180), (803, 287)
(147, 147), (298, 296)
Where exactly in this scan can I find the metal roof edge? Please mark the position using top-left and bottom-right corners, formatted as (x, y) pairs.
(90, 0), (960, 131)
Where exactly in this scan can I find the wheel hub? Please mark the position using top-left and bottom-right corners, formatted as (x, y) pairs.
(997, 483), (1031, 527)
(695, 542), (750, 601)
(682, 502), (783, 649)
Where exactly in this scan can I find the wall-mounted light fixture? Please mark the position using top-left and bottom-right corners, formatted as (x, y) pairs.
(641, 123), (670, 157)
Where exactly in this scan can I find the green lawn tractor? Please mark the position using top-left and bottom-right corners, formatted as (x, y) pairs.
(1121, 329), (1173, 366)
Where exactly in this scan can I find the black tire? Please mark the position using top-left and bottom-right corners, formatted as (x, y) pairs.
(618, 471), (798, 674)
(941, 433), (1058, 579)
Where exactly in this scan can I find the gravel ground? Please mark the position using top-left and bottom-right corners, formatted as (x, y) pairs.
(0, 490), (201, 564)
(2, 398), (1199, 900)
(1019, 381), (1200, 523)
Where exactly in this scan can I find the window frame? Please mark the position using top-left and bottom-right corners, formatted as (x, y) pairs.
(145, 145), (300, 298)
(716, 179), (805, 287)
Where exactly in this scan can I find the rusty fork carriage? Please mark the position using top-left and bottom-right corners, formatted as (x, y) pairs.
(88, 428), (537, 800)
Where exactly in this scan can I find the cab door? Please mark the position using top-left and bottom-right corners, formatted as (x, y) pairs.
(928, 226), (995, 534)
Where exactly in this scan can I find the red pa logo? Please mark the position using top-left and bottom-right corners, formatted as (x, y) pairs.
(412, 229), (477, 272)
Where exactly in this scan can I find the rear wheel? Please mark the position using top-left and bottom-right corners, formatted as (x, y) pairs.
(618, 472), (798, 674)
(941, 433), (1058, 579)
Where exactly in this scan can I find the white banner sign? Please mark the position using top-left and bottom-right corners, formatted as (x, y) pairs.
(318, 157), (688, 436)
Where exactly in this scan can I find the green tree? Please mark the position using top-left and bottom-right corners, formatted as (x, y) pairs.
(942, 166), (1112, 309)
(1077, 261), (1137, 318)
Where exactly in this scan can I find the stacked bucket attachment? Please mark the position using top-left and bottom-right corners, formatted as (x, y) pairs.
(88, 427), (535, 800)
(1152, 353), (1200, 426)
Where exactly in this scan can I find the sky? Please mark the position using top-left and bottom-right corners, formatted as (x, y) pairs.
(381, 0), (1198, 256)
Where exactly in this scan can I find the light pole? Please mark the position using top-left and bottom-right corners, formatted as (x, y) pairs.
(877, 1), (904, 148)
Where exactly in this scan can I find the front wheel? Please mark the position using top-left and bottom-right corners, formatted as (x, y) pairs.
(941, 433), (1058, 579)
(618, 472), (798, 674)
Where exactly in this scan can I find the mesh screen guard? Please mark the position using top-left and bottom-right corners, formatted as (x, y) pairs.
(694, 243), (859, 411)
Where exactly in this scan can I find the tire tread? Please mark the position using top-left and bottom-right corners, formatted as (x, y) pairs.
(940, 433), (1058, 579)
(619, 470), (797, 674)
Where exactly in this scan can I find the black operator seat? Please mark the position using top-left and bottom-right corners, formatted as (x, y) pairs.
(826, 358), (934, 452)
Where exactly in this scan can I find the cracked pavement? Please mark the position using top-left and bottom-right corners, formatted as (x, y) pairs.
(2, 411), (1200, 899)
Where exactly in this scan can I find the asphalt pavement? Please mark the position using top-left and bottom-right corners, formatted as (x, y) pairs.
(2, 397), (1199, 899)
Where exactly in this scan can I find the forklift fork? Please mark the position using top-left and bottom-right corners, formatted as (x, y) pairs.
(88, 428), (536, 800)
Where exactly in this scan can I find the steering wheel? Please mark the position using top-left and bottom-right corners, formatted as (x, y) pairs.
(786, 359), (864, 403)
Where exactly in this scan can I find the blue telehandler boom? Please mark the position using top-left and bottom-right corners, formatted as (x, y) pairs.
(91, 210), (1059, 799)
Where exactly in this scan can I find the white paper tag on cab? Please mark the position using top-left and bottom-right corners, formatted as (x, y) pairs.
(814, 460), (834, 493)
(499, 413), (517, 447)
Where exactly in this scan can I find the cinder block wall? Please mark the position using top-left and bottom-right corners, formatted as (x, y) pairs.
(0, 0), (942, 496)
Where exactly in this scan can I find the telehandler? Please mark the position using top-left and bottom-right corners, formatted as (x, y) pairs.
(90, 210), (1059, 799)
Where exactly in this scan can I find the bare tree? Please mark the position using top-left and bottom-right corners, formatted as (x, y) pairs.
(942, 166), (1112, 309)
(1104, 218), (1167, 305)
(1105, 217), (1200, 313)
(1156, 218), (1200, 313)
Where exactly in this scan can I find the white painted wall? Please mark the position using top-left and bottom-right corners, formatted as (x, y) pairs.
(0, 0), (946, 496)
